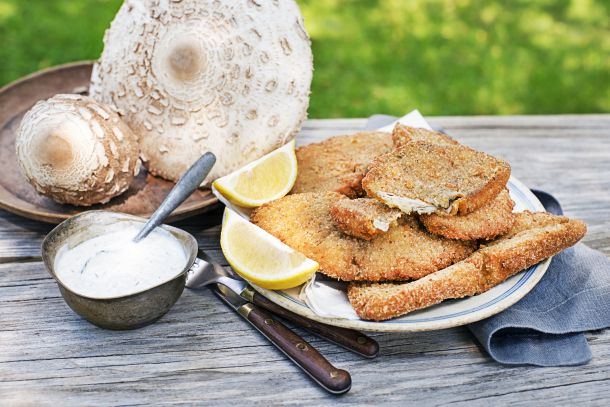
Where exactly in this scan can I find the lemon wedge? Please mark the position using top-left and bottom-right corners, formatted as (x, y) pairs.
(220, 208), (318, 290)
(213, 139), (297, 208)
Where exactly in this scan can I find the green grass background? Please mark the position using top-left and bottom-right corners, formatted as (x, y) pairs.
(0, 0), (608, 118)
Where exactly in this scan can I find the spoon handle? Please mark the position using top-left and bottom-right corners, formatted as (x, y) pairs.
(134, 152), (216, 242)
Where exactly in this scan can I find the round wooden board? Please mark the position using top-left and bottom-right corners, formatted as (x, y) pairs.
(0, 61), (218, 224)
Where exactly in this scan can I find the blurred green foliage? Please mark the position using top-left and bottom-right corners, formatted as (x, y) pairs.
(0, 0), (608, 117)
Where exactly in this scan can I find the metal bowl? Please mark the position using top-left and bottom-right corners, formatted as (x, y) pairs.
(41, 211), (198, 330)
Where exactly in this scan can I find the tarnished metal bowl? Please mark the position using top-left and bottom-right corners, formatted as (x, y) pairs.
(41, 211), (198, 330)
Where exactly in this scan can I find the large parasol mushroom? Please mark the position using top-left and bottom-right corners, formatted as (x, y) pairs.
(90, 0), (313, 184)
(16, 94), (140, 206)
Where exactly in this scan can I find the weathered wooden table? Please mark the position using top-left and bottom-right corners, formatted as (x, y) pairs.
(1, 115), (609, 406)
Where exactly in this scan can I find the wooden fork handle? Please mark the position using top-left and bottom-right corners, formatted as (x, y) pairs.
(240, 303), (352, 395)
(245, 288), (379, 358)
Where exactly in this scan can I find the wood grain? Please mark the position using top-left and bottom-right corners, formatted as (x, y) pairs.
(1, 115), (609, 406)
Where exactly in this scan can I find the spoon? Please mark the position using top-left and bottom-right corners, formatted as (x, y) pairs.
(133, 152), (216, 242)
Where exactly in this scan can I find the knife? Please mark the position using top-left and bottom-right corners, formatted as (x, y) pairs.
(214, 284), (352, 395)
(186, 251), (379, 358)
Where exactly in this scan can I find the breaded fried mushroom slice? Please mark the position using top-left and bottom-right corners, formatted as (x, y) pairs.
(330, 198), (402, 240)
(348, 211), (587, 321)
(251, 192), (476, 281)
(362, 141), (511, 215)
(391, 124), (459, 148)
(291, 132), (393, 198)
(420, 189), (515, 240)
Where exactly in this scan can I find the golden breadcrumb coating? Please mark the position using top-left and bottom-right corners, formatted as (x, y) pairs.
(362, 141), (511, 215)
(330, 197), (402, 240)
(348, 211), (587, 321)
(291, 132), (393, 198)
(392, 124), (459, 148)
(420, 189), (515, 240)
(251, 192), (475, 281)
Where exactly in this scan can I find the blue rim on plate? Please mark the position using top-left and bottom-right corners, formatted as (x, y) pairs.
(251, 176), (551, 332)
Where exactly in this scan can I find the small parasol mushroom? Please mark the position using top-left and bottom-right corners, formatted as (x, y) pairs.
(16, 94), (141, 206)
(89, 0), (313, 184)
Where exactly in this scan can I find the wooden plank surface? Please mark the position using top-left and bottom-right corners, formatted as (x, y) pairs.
(1, 115), (610, 406)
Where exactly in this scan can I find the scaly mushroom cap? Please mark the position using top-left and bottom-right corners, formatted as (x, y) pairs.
(16, 94), (141, 206)
(90, 0), (313, 183)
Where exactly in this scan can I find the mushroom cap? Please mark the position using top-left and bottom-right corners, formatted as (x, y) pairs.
(90, 0), (313, 183)
(15, 94), (140, 206)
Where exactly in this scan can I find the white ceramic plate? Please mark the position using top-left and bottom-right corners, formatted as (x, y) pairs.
(250, 176), (550, 332)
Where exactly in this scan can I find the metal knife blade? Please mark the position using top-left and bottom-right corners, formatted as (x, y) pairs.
(214, 283), (252, 316)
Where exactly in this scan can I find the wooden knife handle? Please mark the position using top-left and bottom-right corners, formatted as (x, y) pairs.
(248, 290), (379, 358)
(241, 303), (352, 395)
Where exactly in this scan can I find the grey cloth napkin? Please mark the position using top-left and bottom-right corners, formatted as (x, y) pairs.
(365, 115), (610, 366)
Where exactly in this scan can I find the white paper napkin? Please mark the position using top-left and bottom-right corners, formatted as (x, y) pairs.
(376, 109), (433, 132)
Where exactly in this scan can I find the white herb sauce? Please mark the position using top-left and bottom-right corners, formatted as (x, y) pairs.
(54, 224), (188, 298)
